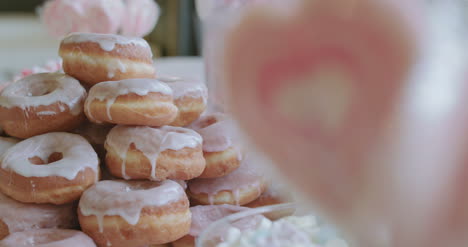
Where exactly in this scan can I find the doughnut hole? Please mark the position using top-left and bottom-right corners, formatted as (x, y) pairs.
(28, 152), (64, 165)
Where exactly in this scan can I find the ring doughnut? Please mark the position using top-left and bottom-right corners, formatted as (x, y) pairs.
(85, 78), (178, 126)
(0, 229), (96, 247)
(59, 33), (156, 86)
(0, 73), (86, 139)
(0, 132), (100, 205)
(0, 193), (78, 240)
(172, 205), (250, 247)
(187, 160), (266, 206)
(105, 125), (205, 181)
(78, 180), (191, 247)
(158, 76), (208, 127)
(190, 113), (241, 178)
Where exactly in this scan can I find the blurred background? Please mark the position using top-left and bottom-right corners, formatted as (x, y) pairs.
(0, 0), (201, 79)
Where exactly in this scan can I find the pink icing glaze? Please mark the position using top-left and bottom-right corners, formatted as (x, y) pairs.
(79, 180), (186, 232)
(1, 132), (99, 181)
(0, 229), (96, 247)
(0, 193), (77, 233)
(121, 0), (160, 37)
(189, 205), (248, 236)
(190, 113), (240, 153)
(157, 75), (208, 104)
(188, 159), (265, 205)
(105, 125), (202, 180)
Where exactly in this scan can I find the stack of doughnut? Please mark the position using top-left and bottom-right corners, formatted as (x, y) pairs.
(0, 32), (292, 247)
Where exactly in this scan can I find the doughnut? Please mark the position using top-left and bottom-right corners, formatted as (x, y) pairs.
(245, 183), (293, 208)
(157, 76), (208, 127)
(78, 180), (191, 247)
(0, 132), (100, 205)
(84, 78), (178, 126)
(0, 137), (18, 156)
(190, 113), (241, 178)
(0, 229), (96, 247)
(0, 73), (86, 139)
(105, 125), (205, 181)
(59, 33), (156, 86)
(187, 160), (266, 205)
(0, 193), (77, 240)
(121, 0), (160, 37)
(73, 121), (112, 158)
(172, 205), (249, 247)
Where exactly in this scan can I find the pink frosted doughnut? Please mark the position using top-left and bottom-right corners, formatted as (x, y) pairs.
(84, 0), (125, 34)
(41, 0), (89, 37)
(121, 0), (160, 37)
(0, 193), (77, 240)
(0, 229), (96, 247)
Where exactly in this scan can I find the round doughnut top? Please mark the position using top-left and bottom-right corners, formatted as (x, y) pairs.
(0, 229), (96, 247)
(190, 113), (239, 152)
(0, 132), (99, 180)
(79, 180), (186, 226)
(61, 32), (150, 52)
(157, 75), (208, 101)
(0, 73), (86, 115)
(106, 125), (202, 179)
(188, 159), (264, 195)
(0, 193), (76, 233)
(87, 78), (173, 100)
(0, 137), (18, 156)
(189, 205), (248, 236)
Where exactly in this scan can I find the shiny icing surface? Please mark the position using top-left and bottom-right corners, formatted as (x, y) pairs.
(0, 132), (99, 180)
(0, 137), (18, 156)
(0, 73), (86, 116)
(62, 33), (150, 52)
(190, 113), (239, 153)
(0, 193), (76, 233)
(188, 159), (264, 205)
(157, 75), (208, 103)
(79, 180), (185, 232)
(0, 229), (96, 247)
(105, 125), (202, 180)
(85, 78), (173, 122)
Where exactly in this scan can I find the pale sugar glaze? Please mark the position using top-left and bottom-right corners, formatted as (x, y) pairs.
(0, 73), (86, 116)
(0, 137), (18, 156)
(0, 229), (96, 247)
(188, 160), (265, 205)
(0, 132), (99, 180)
(79, 180), (186, 232)
(190, 113), (239, 153)
(105, 125), (202, 180)
(157, 75), (208, 103)
(0, 193), (76, 234)
(62, 33), (150, 52)
(85, 78), (173, 122)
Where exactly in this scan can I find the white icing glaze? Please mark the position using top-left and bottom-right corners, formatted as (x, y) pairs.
(0, 193), (76, 233)
(0, 73), (86, 116)
(0, 229), (96, 247)
(0, 137), (18, 157)
(105, 125), (202, 180)
(188, 159), (264, 205)
(61, 33), (151, 52)
(85, 78), (173, 122)
(0, 132), (99, 180)
(79, 180), (186, 232)
(157, 75), (208, 103)
(190, 113), (239, 153)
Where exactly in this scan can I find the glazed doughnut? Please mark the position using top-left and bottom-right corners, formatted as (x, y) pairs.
(85, 78), (178, 126)
(0, 193), (77, 240)
(0, 132), (99, 205)
(105, 125), (205, 181)
(78, 180), (191, 247)
(59, 33), (156, 86)
(172, 205), (250, 247)
(158, 76), (208, 127)
(0, 137), (18, 156)
(0, 73), (86, 139)
(190, 113), (241, 178)
(187, 160), (266, 206)
(245, 183), (293, 208)
(0, 229), (96, 247)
